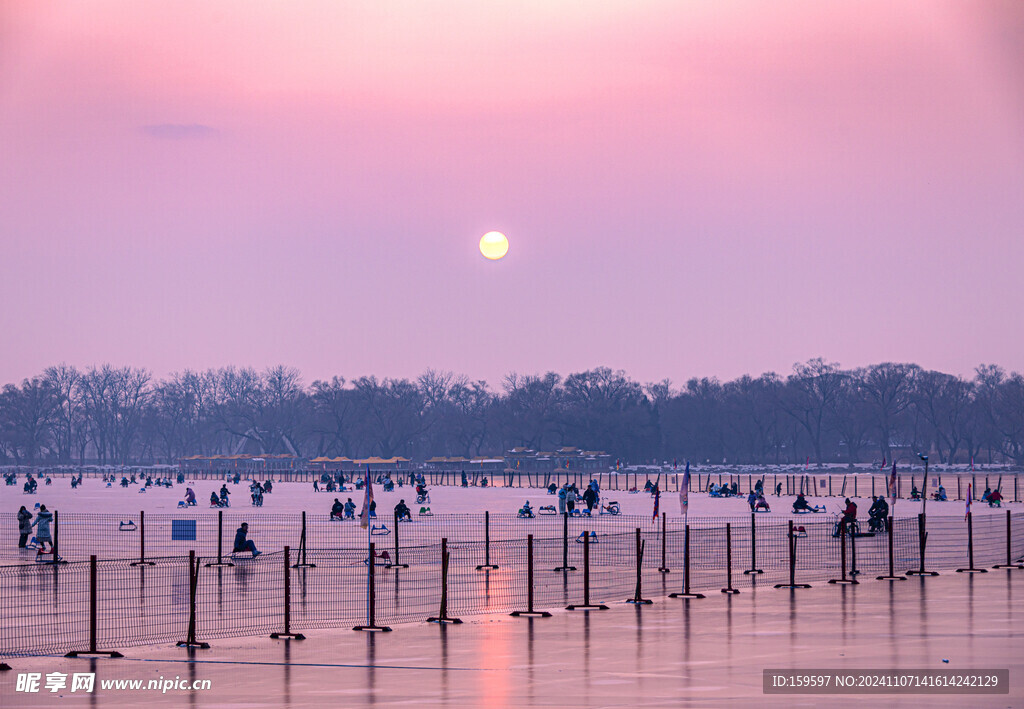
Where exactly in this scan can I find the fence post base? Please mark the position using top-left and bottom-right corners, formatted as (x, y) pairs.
(743, 568), (764, 575)
(427, 615), (464, 624)
(626, 597), (652, 605)
(65, 651), (125, 658)
(353, 624), (392, 632)
(876, 574), (907, 580)
(906, 570), (938, 576)
(993, 562), (1024, 569)
(291, 562), (316, 569)
(175, 640), (211, 649)
(0, 663), (10, 671)
(566, 603), (609, 611)
(475, 563), (498, 570)
(204, 560), (234, 568)
(955, 566), (988, 574)
(129, 561), (155, 567)
(553, 564), (578, 571)
(510, 610), (552, 618)
(773, 583), (811, 589)
(721, 586), (740, 594)
(269, 632), (306, 640)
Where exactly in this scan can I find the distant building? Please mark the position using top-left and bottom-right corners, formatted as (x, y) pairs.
(504, 446), (611, 474)
(423, 456), (505, 474)
(179, 454), (302, 472)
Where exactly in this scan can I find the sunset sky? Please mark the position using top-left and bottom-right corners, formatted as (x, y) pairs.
(2, 1), (1023, 387)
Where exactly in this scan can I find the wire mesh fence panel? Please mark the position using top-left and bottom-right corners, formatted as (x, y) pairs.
(3, 507), (1023, 658)
(0, 562), (90, 656)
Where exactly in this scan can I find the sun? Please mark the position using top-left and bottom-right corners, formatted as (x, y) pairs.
(479, 231), (509, 260)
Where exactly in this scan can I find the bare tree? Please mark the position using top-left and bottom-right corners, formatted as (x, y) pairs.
(778, 358), (844, 467)
(859, 362), (920, 461)
(0, 377), (60, 463)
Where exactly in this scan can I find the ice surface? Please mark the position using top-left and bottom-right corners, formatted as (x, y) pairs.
(1, 569), (1020, 707)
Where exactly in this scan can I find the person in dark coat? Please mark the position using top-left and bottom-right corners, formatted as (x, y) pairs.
(232, 522), (260, 556)
(18, 506), (33, 548)
(583, 485), (598, 514)
(394, 500), (411, 521)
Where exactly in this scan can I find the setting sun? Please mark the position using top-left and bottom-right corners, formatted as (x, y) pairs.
(479, 231), (509, 260)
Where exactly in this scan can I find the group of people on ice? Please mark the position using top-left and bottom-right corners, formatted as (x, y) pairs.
(543, 480), (603, 516)
(16, 504), (54, 552)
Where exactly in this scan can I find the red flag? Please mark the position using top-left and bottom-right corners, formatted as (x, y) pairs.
(653, 488), (660, 521)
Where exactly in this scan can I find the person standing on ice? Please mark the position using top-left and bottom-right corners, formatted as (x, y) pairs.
(31, 505), (53, 552)
(557, 485), (567, 515)
(566, 487), (577, 515)
(18, 506), (33, 548)
(583, 485), (597, 514)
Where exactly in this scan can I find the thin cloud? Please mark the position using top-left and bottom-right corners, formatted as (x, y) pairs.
(141, 123), (218, 139)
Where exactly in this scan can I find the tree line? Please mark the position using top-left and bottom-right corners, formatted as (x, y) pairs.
(1, 360), (1023, 467)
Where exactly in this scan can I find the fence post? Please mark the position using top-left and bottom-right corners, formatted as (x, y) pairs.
(774, 520), (811, 589)
(993, 510), (1024, 569)
(567, 530), (609, 610)
(907, 513), (938, 576)
(721, 523), (739, 594)
(627, 528), (652, 604)
(428, 538), (463, 623)
(877, 517), (906, 580)
(48, 510), (67, 564)
(829, 521), (857, 584)
(177, 551), (211, 648)
(271, 546), (306, 640)
(65, 555), (124, 658)
(476, 511), (499, 570)
(669, 525), (706, 599)
(353, 542), (392, 632)
(658, 512), (670, 573)
(511, 535), (551, 617)
(205, 511), (234, 567)
(744, 513), (763, 574)
(390, 509), (409, 568)
(130, 510), (155, 567)
(292, 511), (316, 568)
(956, 512), (988, 573)
(849, 521), (860, 577)
(554, 513), (576, 571)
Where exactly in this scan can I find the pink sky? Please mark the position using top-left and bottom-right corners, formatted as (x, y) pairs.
(2, 1), (1023, 387)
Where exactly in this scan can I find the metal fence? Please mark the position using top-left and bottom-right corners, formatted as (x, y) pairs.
(1, 510), (1022, 659)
